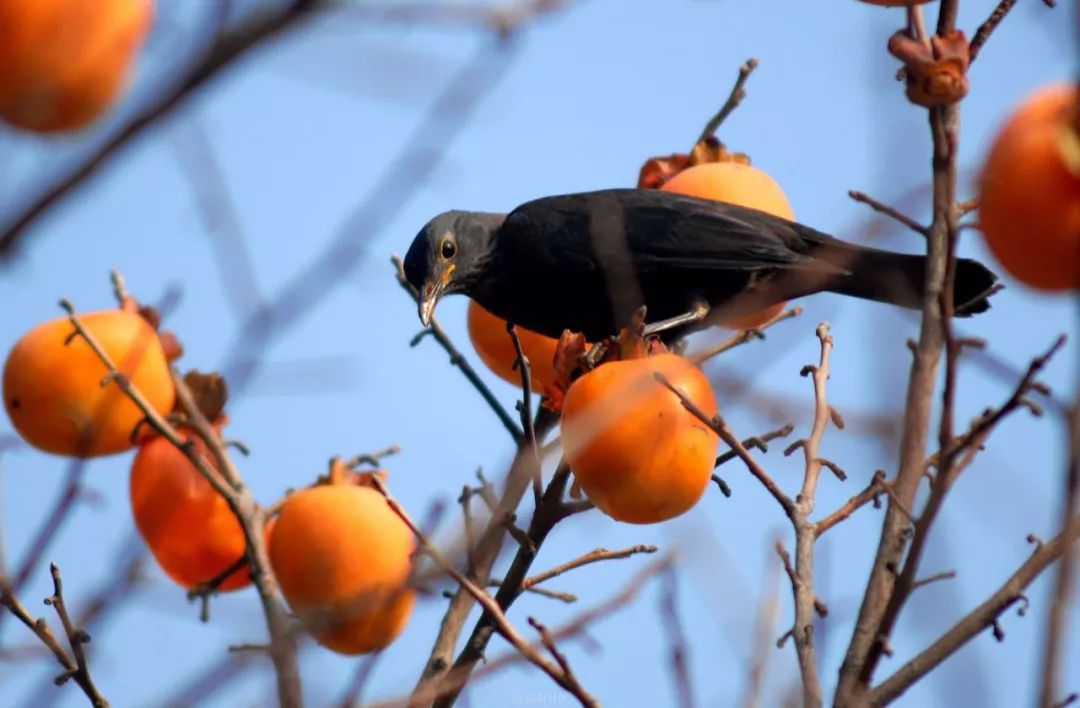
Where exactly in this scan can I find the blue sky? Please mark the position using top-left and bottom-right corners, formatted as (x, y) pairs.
(1, 1), (1078, 706)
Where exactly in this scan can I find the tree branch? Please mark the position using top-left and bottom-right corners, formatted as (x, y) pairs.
(58, 299), (302, 706)
(870, 517), (1080, 705)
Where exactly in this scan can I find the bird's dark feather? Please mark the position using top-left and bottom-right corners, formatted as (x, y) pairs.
(413, 188), (998, 340)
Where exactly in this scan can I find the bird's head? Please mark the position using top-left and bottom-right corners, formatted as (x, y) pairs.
(404, 209), (505, 326)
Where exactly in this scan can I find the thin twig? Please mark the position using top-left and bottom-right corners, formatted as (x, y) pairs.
(659, 566), (694, 708)
(870, 518), (1080, 705)
(1039, 354), (1080, 707)
(697, 57), (759, 144)
(45, 564), (108, 707)
(413, 412), (557, 697)
(370, 477), (598, 707)
(911, 570), (957, 591)
(740, 540), (782, 708)
(690, 307), (802, 364)
(865, 336), (1067, 685)
(655, 373), (795, 517)
(524, 545), (659, 589)
(0, 458), (88, 637)
(186, 553), (250, 623)
(488, 580), (578, 603)
(714, 424), (796, 468)
(431, 459), (579, 706)
(781, 324), (835, 708)
(968, 0), (1018, 63)
(814, 471), (887, 538)
(848, 190), (928, 237)
(392, 255), (523, 443)
(390, 556), (673, 708)
(338, 651), (383, 708)
(506, 324), (544, 508)
(0, 582), (82, 700)
(528, 617), (592, 702)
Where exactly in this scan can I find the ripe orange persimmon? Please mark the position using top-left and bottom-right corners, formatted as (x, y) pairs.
(467, 300), (563, 392)
(130, 425), (252, 592)
(3, 309), (175, 457)
(0, 0), (153, 132)
(661, 162), (795, 328)
(560, 353), (719, 524)
(269, 468), (415, 655)
(979, 84), (1080, 291)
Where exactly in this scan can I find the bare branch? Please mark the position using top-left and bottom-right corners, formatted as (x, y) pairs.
(690, 307), (802, 364)
(655, 373), (795, 518)
(659, 567), (694, 708)
(714, 424), (796, 469)
(392, 255), (523, 443)
(814, 471), (887, 538)
(389, 556), (673, 708)
(337, 651), (383, 708)
(524, 545), (659, 589)
(45, 564), (109, 706)
(58, 298), (301, 706)
(0, 582), (81, 700)
(1039, 383), (1080, 706)
(697, 57), (759, 145)
(371, 477), (598, 707)
(870, 518), (1080, 705)
(506, 324), (544, 507)
(848, 190), (929, 237)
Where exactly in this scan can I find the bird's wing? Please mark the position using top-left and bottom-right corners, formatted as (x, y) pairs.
(503, 190), (849, 275)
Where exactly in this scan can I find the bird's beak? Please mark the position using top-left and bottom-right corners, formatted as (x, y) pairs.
(418, 283), (442, 327)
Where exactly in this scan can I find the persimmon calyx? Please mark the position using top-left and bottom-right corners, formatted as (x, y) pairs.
(326, 457), (388, 488)
(542, 330), (588, 412)
(689, 136), (750, 168)
(181, 370), (228, 422)
(638, 138), (750, 190)
(888, 29), (970, 108)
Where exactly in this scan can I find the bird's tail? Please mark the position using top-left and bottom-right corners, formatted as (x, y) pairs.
(816, 243), (999, 317)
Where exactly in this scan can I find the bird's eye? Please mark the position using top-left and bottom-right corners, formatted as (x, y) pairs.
(440, 237), (457, 260)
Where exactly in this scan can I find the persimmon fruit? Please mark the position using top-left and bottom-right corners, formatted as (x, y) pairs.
(661, 162), (795, 328)
(269, 469), (415, 655)
(130, 425), (252, 592)
(979, 83), (1080, 291)
(467, 300), (563, 392)
(3, 309), (175, 457)
(0, 0), (154, 132)
(560, 353), (719, 524)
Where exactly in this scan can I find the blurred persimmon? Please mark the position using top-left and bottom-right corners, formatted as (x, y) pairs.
(269, 462), (415, 655)
(659, 161), (794, 329)
(467, 300), (563, 393)
(0, 0), (154, 132)
(560, 352), (719, 524)
(3, 309), (175, 457)
(130, 424), (252, 592)
(979, 83), (1080, 291)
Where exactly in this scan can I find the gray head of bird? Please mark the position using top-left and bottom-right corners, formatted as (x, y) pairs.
(403, 210), (506, 326)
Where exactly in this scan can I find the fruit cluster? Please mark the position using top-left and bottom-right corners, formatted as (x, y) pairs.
(464, 110), (801, 524)
(2, 294), (416, 656)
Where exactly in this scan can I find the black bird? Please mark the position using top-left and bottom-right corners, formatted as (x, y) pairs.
(403, 188), (998, 341)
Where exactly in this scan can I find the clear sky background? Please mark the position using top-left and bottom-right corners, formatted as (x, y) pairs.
(1, 1), (1078, 706)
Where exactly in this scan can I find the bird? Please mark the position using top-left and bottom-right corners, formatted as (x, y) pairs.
(403, 188), (998, 342)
